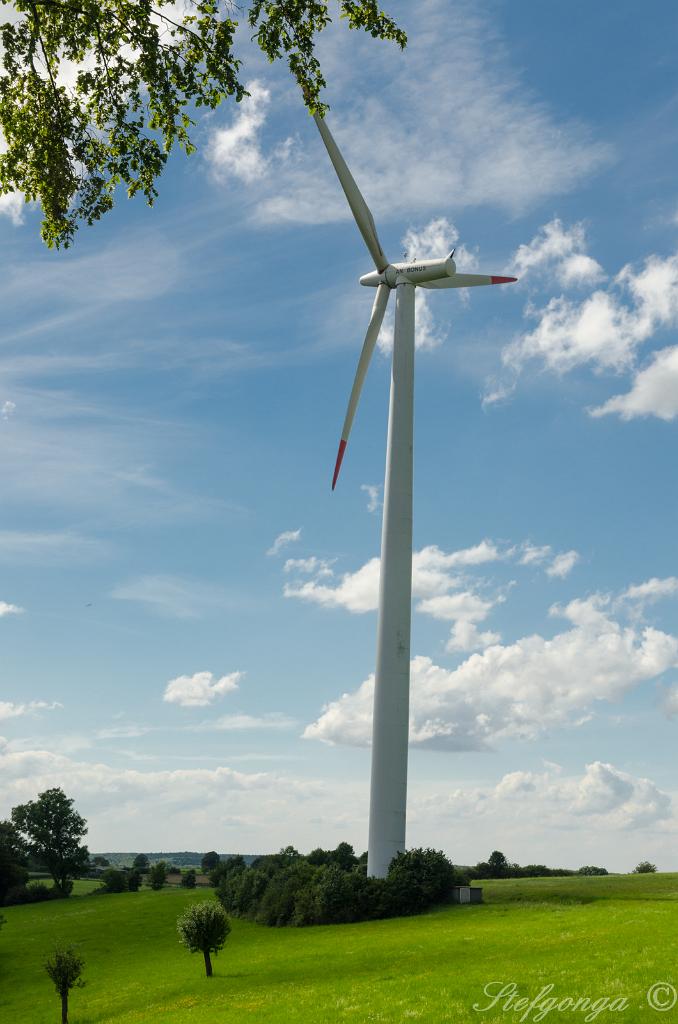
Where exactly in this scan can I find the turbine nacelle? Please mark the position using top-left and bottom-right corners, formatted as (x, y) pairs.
(360, 254), (456, 288)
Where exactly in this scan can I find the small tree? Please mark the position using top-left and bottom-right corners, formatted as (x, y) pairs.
(132, 854), (149, 872)
(44, 945), (85, 1024)
(578, 865), (609, 876)
(177, 901), (231, 977)
(201, 851), (220, 873)
(633, 861), (657, 874)
(149, 861), (167, 890)
(127, 869), (142, 892)
(182, 869), (197, 889)
(92, 856), (110, 867)
(487, 850), (509, 878)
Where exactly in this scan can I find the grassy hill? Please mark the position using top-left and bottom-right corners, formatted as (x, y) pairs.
(1, 873), (676, 1023)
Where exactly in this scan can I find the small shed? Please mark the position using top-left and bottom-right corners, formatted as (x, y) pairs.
(452, 885), (483, 904)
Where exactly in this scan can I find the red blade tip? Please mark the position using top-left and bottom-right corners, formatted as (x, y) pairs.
(490, 275), (518, 284)
(332, 439), (348, 491)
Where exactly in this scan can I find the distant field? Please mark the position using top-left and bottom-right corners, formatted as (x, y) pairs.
(1, 874), (676, 1023)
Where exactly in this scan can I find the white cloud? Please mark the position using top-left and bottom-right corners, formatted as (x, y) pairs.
(0, 601), (23, 617)
(621, 577), (678, 605)
(546, 550), (580, 578)
(504, 251), (678, 376)
(360, 484), (382, 515)
(267, 528), (302, 557)
(0, 530), (108, 565)
(111, 575), (231, 618)
(508, 219), (604, 287)
(208, 81), (272, 183)
(0, 192), (24, 225)
(249, 4), (609, 228)
(519, 541), (552, 565)
(1, 400), (16, 419)
(591, 345), (678, 421)
(283, 556), (332, 576)
(376, 218), (479, 356)
(664, 685), (678, 718)
(571, 761), (671, 828)
(402, 218), (478, 271)
(0, 700), (61, 721)
(0, 741), (672, 860)
(284, 540), (501, 616)
(207, 712), (297, 731)
(163, 670), (242, 707)
(304, 594), (678, 750)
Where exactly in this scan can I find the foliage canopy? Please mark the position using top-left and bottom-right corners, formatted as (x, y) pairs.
(0, 0), (405, 248)
(11, 787), (88, 895)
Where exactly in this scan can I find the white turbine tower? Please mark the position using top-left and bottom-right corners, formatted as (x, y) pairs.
(310, 109), (516, 878)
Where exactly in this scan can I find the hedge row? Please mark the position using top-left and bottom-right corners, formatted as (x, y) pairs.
(213, 846), (462, 927)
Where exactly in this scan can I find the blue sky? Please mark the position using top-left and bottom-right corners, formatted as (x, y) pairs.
(1, 0), (677, 870)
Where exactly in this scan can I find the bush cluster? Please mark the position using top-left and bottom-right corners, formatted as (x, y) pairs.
(97, 868), (142, 894)
(4, 881), (61, 906)
(213, 845), (458, 927)
(468, 850), (609, 880)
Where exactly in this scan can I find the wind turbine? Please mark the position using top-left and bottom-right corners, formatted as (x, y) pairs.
(310, 108), (516, 878)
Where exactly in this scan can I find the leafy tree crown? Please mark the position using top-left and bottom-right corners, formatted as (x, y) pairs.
(0, 0), (405, 248)
(177, 899), (231, 955)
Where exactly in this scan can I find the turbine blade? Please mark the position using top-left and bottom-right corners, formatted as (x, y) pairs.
(313, 114), (389, 273)
(420, 274), (517, 289)
(332, 283), (390, 490)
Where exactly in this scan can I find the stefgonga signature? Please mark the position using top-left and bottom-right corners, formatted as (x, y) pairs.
(473, 982), (630, 1022)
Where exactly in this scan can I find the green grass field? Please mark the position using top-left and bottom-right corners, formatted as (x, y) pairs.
(1, 874), (676, 1023)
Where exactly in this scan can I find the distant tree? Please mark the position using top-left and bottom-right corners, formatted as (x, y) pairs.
(0, 819), (29, 904)
(92, 856), (110, 867)
(127, 869), (142, 892)
(306, 847), (330, 867)
(132, 854), (150, 872)
(487, 851), (509, 878)
(149, 861), (167, 890)
(633, 861), (657, 874)
(201, 851), (220, 873)
(99, 868), (128, 893)
(182, 869), (197, 889)
(44, 945), (85, 1024)
(11, 788), (88, 895)
(578, 865), (609, 876)
(177, 901), (231, 977)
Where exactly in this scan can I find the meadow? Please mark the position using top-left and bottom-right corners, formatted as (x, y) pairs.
(1, 873), (676, 1024)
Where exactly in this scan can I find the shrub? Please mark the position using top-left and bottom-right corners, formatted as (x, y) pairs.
(254, 860), (317, 927)
(216, 866), (269, 917)
(633, 861), (657, 874)
(216, 845), (457, 927)
(4, 881), (59, 905)
(99, 868), (128, 893)
(182, 869), (197, 889)
(209, 854), (246, 888)
(578, 865), (609, 876)
(386, 848), (456, 915)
